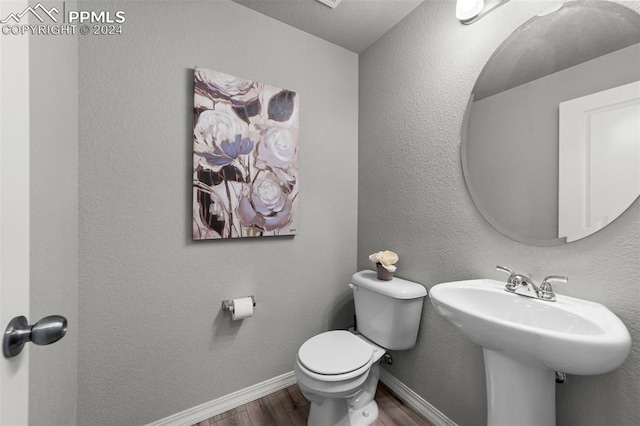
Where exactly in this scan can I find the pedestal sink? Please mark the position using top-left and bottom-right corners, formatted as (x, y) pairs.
(429, 279), (631, 426)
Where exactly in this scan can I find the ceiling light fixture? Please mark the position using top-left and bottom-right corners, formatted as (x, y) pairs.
(316, 0), (343, 9)
(456, 0), (511, 24)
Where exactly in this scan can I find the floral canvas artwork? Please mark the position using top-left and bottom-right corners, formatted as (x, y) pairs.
(193, 67), (299, 240)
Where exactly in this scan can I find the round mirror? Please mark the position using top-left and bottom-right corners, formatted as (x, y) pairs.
(462, 1), (640, 245)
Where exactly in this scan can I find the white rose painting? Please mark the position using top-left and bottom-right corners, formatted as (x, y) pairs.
(193, 67), (299, 240)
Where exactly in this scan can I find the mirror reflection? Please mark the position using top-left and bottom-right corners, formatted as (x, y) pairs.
(462, 1), (640, 245)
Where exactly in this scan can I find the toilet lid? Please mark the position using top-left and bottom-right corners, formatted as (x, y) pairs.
(298, 330), (373, 375)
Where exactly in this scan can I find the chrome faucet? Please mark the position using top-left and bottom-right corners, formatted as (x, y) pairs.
(496, 266), (568, 302)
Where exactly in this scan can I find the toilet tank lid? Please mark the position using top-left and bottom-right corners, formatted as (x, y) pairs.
(351, 270), (427, 299)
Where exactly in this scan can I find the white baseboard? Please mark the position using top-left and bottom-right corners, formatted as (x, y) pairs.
(146, 371), (297, 426)
(379, 368), (458, 426)
(147, 368), (456, 426)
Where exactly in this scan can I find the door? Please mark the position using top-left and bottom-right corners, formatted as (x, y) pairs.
(558, 80), (640, 242)
(0, 0), (31, 422)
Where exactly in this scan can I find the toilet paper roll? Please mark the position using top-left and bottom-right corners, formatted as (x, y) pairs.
(231, 297), (254, 320)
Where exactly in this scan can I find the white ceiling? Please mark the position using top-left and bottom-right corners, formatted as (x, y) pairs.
(232, 0), (425, 53)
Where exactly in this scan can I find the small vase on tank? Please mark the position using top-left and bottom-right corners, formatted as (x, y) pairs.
(369, 250), (398, 281)
(376, 263), (393, 281)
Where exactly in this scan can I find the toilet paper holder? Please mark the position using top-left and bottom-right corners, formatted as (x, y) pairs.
(222, 296), (256, 313)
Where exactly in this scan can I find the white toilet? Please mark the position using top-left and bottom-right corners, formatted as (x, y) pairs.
(294, 270), (427, 426)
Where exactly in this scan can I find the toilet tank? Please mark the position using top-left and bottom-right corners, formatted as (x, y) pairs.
(350, 270), (427, 350)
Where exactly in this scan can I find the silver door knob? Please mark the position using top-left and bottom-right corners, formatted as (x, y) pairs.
(3, 315), (67, 358)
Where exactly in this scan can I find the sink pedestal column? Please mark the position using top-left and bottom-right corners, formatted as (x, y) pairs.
(483, 349), (556, 426)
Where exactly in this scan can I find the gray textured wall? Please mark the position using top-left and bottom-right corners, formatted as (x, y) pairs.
(29, 4), (79, 424)
(77, 1), (358, 424)
(359, 1), (640, 425)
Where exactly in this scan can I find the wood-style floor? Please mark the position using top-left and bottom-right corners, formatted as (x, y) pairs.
(194, 382), (434, 426)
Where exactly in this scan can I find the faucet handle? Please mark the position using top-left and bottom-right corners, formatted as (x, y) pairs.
(496, 265), (517, 292)
(496, 265), (515, 277)
(539, 276), (568, 301)
(542, 275), (568, 284)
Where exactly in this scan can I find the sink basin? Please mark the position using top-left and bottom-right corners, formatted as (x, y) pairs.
(430, 279), (631, 426)
(430, 279), (631, 375)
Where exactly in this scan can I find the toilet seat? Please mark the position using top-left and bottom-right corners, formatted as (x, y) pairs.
(298, 330), (373, 375)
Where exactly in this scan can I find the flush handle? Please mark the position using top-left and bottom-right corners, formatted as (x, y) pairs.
(3, 315), (67, 358)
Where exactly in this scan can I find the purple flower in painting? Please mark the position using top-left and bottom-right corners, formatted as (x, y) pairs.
(197, 134), (254, 167)
(236, 172), (293, 232)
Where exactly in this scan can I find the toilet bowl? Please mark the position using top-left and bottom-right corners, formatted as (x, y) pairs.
(294, 330), (386, 426)
(294, 270), (427, 426)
